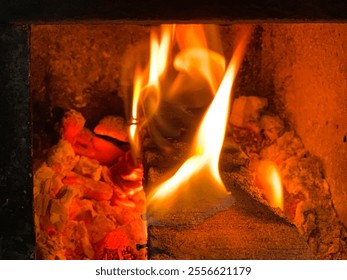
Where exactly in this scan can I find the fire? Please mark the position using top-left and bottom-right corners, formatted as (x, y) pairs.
(128, 24), (251, 214)
(173, 48), (225, 95)
(129, 25), (174, 157)
(149, 24), (173, 81)
(145, 27), (251, 212)
(256, 160), (284, 210)
(170, 24), (225, 98)
(129, 67), (143, 158)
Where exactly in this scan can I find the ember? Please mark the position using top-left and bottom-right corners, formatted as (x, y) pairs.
(34, 110), (147, 260)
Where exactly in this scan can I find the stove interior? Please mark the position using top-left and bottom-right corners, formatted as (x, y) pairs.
(30, 24), (347, 260)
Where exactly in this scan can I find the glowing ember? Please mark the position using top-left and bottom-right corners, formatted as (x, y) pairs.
(146, 29), (251, 213)
(34, 110), (147, 260)
(255, 160), (284, 210)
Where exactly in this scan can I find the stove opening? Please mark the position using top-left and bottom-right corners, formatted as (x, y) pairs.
(31, 23), (347, 260)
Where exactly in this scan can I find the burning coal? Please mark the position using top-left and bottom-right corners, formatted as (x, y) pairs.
(34, 110), (147, 260)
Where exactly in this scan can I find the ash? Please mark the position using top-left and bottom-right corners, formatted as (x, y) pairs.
(230, 96), (347, 259)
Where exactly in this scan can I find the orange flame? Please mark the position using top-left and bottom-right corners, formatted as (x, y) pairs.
(256, 160), (284, 210)
(128, 25), (251, 214)
(172, 48), (225, 96)
(147, 31), (250, 211)
(147, 24), (174, 90)
(174, 24), (224, 94)
(168, 25), (225, 107)
(129, 25), (175, 157)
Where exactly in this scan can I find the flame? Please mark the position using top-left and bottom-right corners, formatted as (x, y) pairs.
(128, 25), (251, 214)
(175, 24), (209, 50)
(148, 24), (174, 89)
(173, 48), (225, 95)
(129, 25), (174, 157)
(147, 31), (250, 211)
(174, 25), (224, 94)
(128, 67), (143, 158)
(256, 160), (284, 210)
(168, 25), (225, 106)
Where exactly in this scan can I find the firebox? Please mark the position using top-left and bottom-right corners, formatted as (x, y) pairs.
(0, 1), (347, 260)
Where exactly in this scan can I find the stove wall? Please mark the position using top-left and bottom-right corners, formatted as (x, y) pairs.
(261, 24), (347, 226)
(31, 24), (150, 159)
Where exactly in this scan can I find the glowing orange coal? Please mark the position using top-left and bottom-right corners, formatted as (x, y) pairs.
(143, 27), (251, 213)
(255, 160), (284, 210)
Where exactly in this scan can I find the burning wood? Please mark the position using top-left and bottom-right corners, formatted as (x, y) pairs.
(34, 110), (146, 260)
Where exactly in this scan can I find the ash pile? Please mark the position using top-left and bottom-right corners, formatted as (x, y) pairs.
(230, 96), (347, 259)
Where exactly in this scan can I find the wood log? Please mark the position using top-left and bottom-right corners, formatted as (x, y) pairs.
(144, 139), (315, 259)
(148, 173), (315, 259)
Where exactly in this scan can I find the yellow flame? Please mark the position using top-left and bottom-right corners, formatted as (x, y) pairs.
(129, 25), (174, 157)
(148, 32), (250, 210)
(129, 67), (143, 158)
(168, 25), (225, 107)
(157, 24), (175, 76)
(148, 25), (174, 87)
(256, 160), (284, 210)
(148, 33), (160, 87)
(131, 69), (142, 122)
